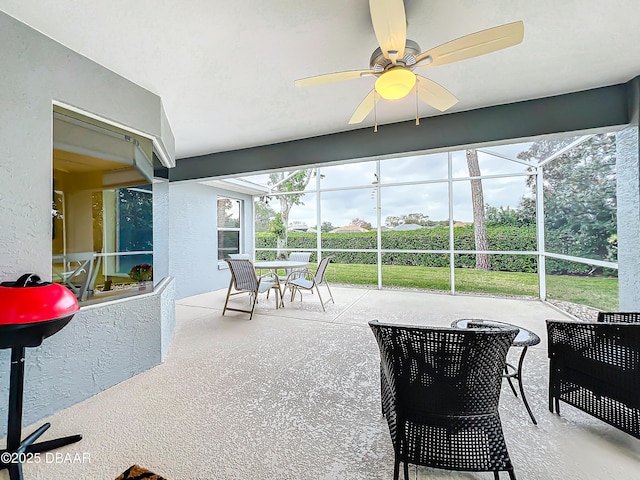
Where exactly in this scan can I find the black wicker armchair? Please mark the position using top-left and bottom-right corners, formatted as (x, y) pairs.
(547, 312), (640, 439)
(369, 320), (518, 480)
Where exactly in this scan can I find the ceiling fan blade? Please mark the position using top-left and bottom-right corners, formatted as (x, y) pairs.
(369, 0), (407, 62)
(416, 75), (458, 112)
(415, 21), (524, 68)
(348, 90), (379, 124)
(294, 70), (374, 87)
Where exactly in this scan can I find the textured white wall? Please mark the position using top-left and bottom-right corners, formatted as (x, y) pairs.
(153, 179), (171, 282)
(616, 126), (640, 310)
(0, 12), (176, 436)
(169, 182), (254, 299)
(0, 11), (174, 279)
(160, 277), (176, 360)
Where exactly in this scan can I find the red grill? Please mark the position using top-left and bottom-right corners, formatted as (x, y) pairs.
(0, 274), (82, 480)
(0, 274), (79, 348)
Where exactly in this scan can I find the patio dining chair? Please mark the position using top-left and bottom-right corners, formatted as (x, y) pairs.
(228, 253), (251, 259)
(266, 251), (312, 301)
(222, 258), (282, 320)
(369, 320), (519, 480)
(278, 251), (311, 282)
(284, 255), (334, 311)
(274, 251), (310, 286)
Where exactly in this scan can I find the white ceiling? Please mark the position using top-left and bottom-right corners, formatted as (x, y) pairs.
(2, 1), (640, 159)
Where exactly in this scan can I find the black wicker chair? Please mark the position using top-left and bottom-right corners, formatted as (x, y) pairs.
(368, 320), (518, 480)
(547, 312), (640, 439)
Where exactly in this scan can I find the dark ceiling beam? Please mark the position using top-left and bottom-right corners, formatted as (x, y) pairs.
(629, 76), (639, 126)
(170, 82), (630, 182)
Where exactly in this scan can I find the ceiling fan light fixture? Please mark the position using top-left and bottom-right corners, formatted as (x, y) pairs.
(374, 68), (416, 100)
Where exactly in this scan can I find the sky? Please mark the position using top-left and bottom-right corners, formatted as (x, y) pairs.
(240, 141), (547, 229)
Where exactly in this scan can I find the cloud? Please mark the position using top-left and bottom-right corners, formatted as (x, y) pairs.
(246, 142), (536, 227)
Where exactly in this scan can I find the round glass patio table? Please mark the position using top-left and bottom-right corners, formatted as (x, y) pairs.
(451, 318), (541, 425)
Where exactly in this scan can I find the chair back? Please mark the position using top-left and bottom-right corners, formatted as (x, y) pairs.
(225, 258), (258, 292)
(598, 312), (640, 323)
(369, 320), (517, 416)
(288, 251), (311, 274)
(288, 251), (311, 263)
(314, 256), (333, 283)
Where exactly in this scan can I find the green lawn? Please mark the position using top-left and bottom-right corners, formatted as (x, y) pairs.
(319, 263), (618, 311)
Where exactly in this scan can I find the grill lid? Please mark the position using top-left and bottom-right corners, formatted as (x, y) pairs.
(0, 274), (79, 325)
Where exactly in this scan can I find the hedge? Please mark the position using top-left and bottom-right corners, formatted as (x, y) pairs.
(256, 225), (600, 275)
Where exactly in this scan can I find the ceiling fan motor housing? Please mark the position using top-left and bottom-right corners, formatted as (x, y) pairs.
(370, 39), (421, 73)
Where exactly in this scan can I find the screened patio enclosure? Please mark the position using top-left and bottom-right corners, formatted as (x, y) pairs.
(224, 130), (619, 312)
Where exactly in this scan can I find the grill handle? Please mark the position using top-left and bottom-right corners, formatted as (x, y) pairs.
(16, 273), (42, 287)
(0, 273), (49, 288)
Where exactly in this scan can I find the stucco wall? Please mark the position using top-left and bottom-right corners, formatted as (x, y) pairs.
(616, 126), (640, 310)
(169, 182), (253, 299)
(153, 179), (171, 283)
(161, 277), (176, 360)
(0, 12), (176, 436)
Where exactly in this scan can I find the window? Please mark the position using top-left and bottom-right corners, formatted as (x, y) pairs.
(52, 106), (154, 303)
(218, 197), (242, 260)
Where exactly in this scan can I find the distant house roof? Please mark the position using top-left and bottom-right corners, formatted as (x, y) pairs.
(393, 223), (422, 231)
(288, 221), (308, 232)
(330, 225), (369, 233)
(453, 222), (471, 227)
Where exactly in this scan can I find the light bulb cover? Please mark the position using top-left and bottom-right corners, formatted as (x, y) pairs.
(374, 68), (416, 100)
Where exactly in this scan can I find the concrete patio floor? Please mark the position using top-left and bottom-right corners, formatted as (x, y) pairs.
(9, 286), (640, 479)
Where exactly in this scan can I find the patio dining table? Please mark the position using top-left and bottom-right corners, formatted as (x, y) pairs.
(253, 261), (309, 301)
(253, 260), (308, 271)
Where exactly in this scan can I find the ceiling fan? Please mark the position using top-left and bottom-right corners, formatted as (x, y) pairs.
(294, 0), (524, 126)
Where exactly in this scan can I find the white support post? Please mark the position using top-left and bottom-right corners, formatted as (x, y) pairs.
(535, 166), (546, 300)
(316, 169), (322, 264)
(448, 152), (455, 295)
(376, 161), (382, 289)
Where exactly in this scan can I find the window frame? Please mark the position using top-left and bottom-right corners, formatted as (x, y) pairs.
(217, 196), (243, 264)
(52, 107), (155, 304)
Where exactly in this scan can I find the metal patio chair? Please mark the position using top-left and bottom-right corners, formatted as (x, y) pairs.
(369, 320), (518, 480)
(276, 251), (311, 289)
(267, 251), (312, 301)
(278, 251), (311, 282)
(284, 255), (334, 311)
(222, 258), (281, 320)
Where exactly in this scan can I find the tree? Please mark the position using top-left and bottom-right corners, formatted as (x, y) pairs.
(485, 198), (536, 228)
(517, 134), (616, 263)
(117, 186), (153, 252)
(255, 200), (276, 232)
(265, 170), (315, 257)
(466, 150), (490, 270)
(320, 221), (334, 233)
(350, 217), (372, 230)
